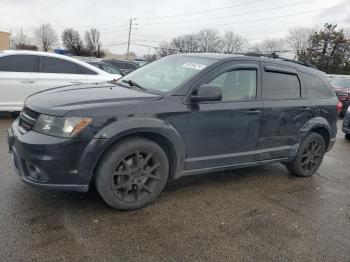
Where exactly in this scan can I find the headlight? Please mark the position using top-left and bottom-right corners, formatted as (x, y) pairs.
(348, 107), (350, 113)
(33, 115), (92, 138)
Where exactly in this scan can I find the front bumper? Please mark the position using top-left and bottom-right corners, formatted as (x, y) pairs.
(7, 119), (96, 192)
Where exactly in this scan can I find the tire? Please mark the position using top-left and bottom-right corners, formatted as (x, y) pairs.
(286, 132), (325, 177)
(95, 137), (169, 210)
(345, 133), (350, 140)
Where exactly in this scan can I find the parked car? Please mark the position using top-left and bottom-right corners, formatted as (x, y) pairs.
(0, 50), (119, 112)
(134, 59), (149, 67)
(342, 107), (350, 140)
(88, 61), (125, 77)
(8, 53), (338, 210)
(328, 74), (350, 116)
(102, 59), (139, 75)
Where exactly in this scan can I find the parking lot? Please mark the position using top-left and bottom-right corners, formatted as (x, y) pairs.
(0, 116), (349, 261)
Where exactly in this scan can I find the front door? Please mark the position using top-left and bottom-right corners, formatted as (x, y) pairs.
(186, 62), (263, 171)
(0, 54), (39, 111)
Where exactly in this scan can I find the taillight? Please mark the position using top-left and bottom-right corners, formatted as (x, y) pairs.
(337, 101), (343, 114)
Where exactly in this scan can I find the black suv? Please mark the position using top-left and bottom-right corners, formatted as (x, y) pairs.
(8, 54), (338, 210)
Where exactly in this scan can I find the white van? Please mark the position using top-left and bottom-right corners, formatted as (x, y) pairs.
(0, 50), (122, 112)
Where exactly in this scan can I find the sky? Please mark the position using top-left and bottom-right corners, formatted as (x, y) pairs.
(0, 0), (349, 56)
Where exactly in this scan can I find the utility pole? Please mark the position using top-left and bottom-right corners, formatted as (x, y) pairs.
(126, 18), (133, 61)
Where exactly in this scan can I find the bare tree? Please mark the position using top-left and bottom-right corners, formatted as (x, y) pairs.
(34, 24), (58, 51)
(157, 41), (178, 57)
(84, 28), (104, 57)
(286, 27), (315, 60)
(62, 28), (84, 55)
(250, 38), (286, 54)
(10, 29), (35, 49)
(222, 30), (248, 54)
(196, 29), (223, 52)
(171, 34), (199, 53)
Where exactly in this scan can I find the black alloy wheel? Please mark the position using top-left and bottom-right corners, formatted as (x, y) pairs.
(96, 137), (169, 210)
(286, 132), (325, 177)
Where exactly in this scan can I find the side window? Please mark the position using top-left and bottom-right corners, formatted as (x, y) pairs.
(301, 73), (333, 98)
(263, 71), (300, 100)
(42, 57), (79, 74)
(208, 70), (257, 101)
(0, 55), (39, 72)
(78, 65), (98, 75)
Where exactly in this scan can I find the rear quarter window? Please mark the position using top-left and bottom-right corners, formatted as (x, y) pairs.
(301, 73), (334, 98)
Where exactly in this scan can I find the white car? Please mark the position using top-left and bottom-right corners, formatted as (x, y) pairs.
(0, 50), (122, 112)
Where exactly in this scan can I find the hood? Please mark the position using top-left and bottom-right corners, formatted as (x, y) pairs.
(25, 83), (161, 116)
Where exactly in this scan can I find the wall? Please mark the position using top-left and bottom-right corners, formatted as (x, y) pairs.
(0, 31), (10, 50)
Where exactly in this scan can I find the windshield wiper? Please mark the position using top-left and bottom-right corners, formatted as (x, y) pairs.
(121, 79), (147, 91)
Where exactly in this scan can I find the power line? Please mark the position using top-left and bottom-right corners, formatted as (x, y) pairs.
(136, 4), (342, 30)
(140, 0), (318, 25)
(137, 0), (266, 20)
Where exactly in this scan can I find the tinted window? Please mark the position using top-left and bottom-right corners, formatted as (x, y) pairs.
(302, 73), (333, 98)
(0, 55), (38, 72)
(263, 71), (300, 100)
(209, 70), (257, 100)
(42, 57), (79, 74)
(78, 65), (97, 75)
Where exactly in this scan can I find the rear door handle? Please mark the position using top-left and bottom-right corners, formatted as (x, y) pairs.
(71, 81), (84, 84)
(20, 79), (35, 84)
(245, 109), (261, 114)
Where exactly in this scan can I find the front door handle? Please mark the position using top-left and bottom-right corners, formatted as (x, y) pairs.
(71, 81), (84, 84)
(245, 109), (261, 114)
(20, 79), (35, 84)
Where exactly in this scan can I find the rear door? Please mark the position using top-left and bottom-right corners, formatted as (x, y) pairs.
(256, 63), (312, 160)
(37, 56), (88, 91)
(0, 54), (39, 110)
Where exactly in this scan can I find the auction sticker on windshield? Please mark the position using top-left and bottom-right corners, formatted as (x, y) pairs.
(182, 63), (207, 70)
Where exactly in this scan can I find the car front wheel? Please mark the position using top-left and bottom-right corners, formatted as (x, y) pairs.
(95, 137), (169, 210)
(286, 132), (325, 177)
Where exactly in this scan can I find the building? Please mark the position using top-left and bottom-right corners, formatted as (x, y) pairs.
(0, 31), (10, 50)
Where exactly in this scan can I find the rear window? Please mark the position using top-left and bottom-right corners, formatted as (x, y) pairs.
(0, 55), (39, 72)
(41, 57), (97, 75)
(42, 57), (79, 74)
(263, 71), (300, 100)
(302, 73), (333, 98)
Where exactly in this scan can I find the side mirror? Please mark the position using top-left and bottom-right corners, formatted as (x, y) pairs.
(191, 84), (222, 102)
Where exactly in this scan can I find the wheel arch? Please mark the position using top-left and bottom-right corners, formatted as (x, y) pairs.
(298, 117), (332, 151)
(85, 117), (186, 186)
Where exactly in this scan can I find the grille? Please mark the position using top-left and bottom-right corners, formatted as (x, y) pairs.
(22, 106), (40, 120)
(19, 107), (40, 133)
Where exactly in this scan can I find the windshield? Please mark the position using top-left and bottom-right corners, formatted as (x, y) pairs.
(118, 55), (217, 92)
(330, 78), (350, 88)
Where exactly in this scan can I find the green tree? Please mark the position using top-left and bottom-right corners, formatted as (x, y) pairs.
(301, 24), (350, 74)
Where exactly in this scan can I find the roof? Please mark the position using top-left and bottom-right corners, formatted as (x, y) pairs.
(0, 31), (10, 35)
(179, 52), (324, 76)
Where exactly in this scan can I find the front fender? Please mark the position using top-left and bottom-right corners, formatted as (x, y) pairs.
(78, 117), (186, 184)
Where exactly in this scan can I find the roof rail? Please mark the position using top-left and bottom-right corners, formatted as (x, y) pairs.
(240, 52), (317, 69)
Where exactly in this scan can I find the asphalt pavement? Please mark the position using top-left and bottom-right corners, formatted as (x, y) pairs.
(0, 115), (349, 262)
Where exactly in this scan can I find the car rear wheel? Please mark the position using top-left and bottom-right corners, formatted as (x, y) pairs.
(286, 132), (325, 177)
(95, 137), (169, 210)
